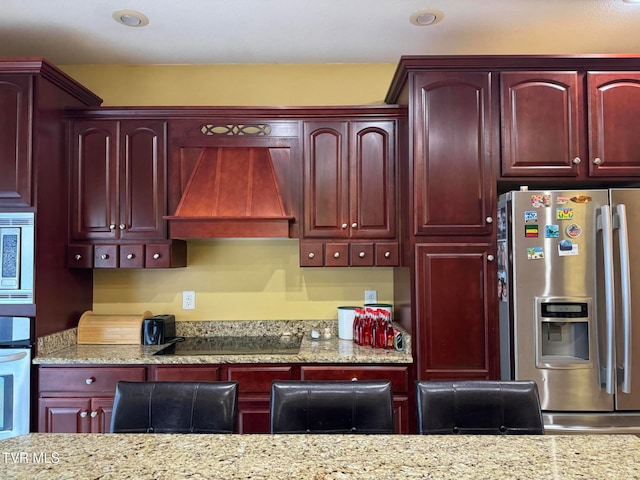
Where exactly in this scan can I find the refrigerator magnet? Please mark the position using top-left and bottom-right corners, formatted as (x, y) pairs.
(527, 247), (544, 260)
(525, 224), (539, 237)
(557, 208), (574, 220)
(558, 240), (579, 256)
(545, 225), (560, 238)
(557, 196), (569, 205)
(531, 194), (551, 208)
(524, 211), (538, 222)
(566, 224), (582, 238)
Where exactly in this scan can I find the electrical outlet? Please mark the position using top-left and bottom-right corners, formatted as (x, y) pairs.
(182, 290), (195, 310)
(364, 290), (377, 304)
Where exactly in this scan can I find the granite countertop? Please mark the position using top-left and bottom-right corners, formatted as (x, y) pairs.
(34, 320), (413, 365)
(2, 433), (638, 479)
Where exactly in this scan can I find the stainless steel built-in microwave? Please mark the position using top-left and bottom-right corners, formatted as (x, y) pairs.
(0, 212), (34, 304)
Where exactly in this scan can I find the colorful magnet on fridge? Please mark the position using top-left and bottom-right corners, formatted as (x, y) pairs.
(527, 247), (544, 260)
(558, 240), (579, 256)
(531, 194), (551, 208)
(556, 208), (574, 220)
(525, 224), (539, 237)
(545, 225), (560, 238)
(566, 224), (582, 238)
(524, 211), (538, 223)
(557, 196), (569, 205)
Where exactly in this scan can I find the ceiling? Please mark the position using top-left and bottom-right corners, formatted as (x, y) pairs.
(1, 0), (640, 65)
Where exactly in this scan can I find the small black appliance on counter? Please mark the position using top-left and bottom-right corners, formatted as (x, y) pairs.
(142, 314), (176, 345)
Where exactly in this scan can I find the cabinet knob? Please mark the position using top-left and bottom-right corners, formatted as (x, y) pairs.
(341, 223), (348, 229)
(333, 252), (340, 258)
(308, 252), (315, 259)
(74, 254), (82, 261)
(85, 377), (95, 385)
(593, 157), (603, 165)
(487, 254), (495, 262)
(100, 254), (109, 260)
(126, 253), (135, 260)
(153, 253), (161, 259)
(109, 224), (116, 230)
(351, 223), (358, 229)
(573, 157), (581, 164)
(119, 224), (126, 230)
(485, 216), (493, 224)
(80, 411), (88, 418)
(351, 377), (358, 382)
(90, 411), (98, 418)
(358, 251), (365, 258)
(384, 251), (391, 258)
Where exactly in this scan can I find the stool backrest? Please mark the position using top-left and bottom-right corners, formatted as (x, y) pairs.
(110, 381), (238, 434)
(270, 380), (394, 434)
(416, 380), (544, 435)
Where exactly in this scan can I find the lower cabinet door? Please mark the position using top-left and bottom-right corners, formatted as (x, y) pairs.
(38, 398), (92, 433)
(237, 397), (271, 434)
(91, 397), (114, 433)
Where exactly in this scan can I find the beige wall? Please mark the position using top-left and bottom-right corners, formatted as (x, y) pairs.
(60, 63), (398, 321)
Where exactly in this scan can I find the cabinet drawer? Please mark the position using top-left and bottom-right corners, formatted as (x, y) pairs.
(67, 245), (93, 268)
(300, 366), (409, 393)
(227, 366), (295, 393)
(150, 366), (220, 382)
(119, 244), (145, 268)
(94, 245), (118, 268)
(349, 243), (374, 266)
(39, 367), (146, 394)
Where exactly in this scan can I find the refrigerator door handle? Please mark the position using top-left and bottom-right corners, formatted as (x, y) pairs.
(600, 205), (616, 395)
(615, 203), (632, 394)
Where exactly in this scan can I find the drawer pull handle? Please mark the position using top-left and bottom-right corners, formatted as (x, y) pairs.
(90, 411), (98, 418)
(487, 254), (495, 262)
(119, 224), (126, 230)
(358, 252), (365, 258)
(153, 253), (161, 259)
(308, 252), (315, 259)
(109, 224), (116, 230)
(384, 251), (391, 258)
(126, 253), (135, 260)
(573, 157), (581, 164)
(351, 377), (358, 381)
(80, 411), (88, 418)
(100, 254), (109, 260)
(333, 252), (340, 258)
(85, 377), (95, 385)
(593, 157), (603, 165)
(485, 216), (493, 224)
(74, 254), (82, 261)
(341, 223), (348, 229)
(351, 223), (358, 229)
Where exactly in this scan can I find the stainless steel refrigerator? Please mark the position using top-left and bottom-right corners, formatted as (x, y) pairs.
(498, 189), (640, 433)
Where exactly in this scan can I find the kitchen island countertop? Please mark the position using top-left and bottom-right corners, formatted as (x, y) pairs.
(1, 433), (638, 479)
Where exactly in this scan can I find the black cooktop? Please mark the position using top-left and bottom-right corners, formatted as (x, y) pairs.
(154, 335), (302, 356)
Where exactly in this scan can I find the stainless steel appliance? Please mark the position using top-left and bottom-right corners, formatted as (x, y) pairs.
(0, 212), (34, 304)
(0, 316), (33, 439)
(498, 189), (640, 433)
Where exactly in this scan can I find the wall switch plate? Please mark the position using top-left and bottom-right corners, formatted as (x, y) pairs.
(182, 290), (195, 310)
(364, 290), (377, 304)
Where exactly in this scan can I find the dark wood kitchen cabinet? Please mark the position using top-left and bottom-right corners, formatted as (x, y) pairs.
(68, 118), (186, 268)
(301, 117), (399, 266)
(411, 71), (496, 237)
(37, 366), (146, 433)
(70, 120), (167, 241)
(0, 74), (31, 207)
(501, 71), (640, 179)
(414, 244), (498, 381)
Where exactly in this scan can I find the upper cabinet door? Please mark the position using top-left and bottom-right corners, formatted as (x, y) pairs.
(412, 71), (495, 237)
(349, 121), (396, 239)
(303, 121), (350, 238)
(500, 71), (581, 177)
(119, 121), (167, 240)
(588, 72), (640, 177)
(0, 75), (32, 207)
(71, 121), (118, 240)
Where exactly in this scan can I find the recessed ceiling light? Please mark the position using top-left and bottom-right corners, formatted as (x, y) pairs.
(112, 10), (149, 27)
(410, 9), (444, 27)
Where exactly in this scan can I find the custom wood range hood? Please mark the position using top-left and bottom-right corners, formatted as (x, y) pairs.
(165, 146), (295, 239)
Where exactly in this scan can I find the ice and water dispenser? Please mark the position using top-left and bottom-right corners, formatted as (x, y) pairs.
(535, 297), (592, 368)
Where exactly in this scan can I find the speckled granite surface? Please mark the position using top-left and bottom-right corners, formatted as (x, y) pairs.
(34, 320), (412, 365)
(1, 433), (638, 479)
